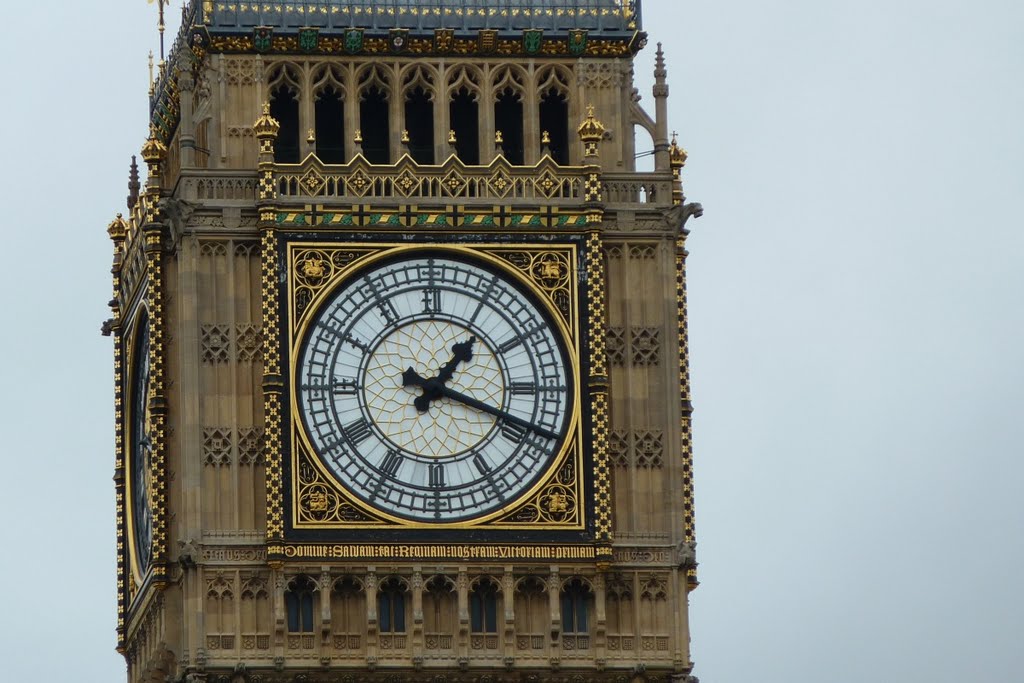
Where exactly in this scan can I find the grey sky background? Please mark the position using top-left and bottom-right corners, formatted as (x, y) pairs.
(0, 1), (1020, 681)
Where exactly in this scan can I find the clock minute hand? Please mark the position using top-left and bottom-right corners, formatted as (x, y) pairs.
(433, 385), (559, 440)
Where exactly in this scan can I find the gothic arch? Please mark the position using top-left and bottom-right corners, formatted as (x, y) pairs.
(400, 63), (439, 99)
(267, 63), (302, 163)
(311, 64), (347, 163)
(356, 64), (394, 163)
(535, 64), (574, 164)
(445, 64), (483, 101)
(356, 63), (393, 99)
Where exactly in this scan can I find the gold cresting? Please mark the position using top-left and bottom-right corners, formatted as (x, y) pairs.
(139, 125), (168, 586)
(109, 213), (128, 649)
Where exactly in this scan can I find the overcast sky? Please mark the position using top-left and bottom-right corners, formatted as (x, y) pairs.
(0, 1), (1020, 681)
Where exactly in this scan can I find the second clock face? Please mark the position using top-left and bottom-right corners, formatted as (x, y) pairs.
(129, 310), (153, 575)
(295, 253), (574, 523)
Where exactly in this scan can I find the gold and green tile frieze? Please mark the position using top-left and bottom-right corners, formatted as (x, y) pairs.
(275, 205), (590, 230)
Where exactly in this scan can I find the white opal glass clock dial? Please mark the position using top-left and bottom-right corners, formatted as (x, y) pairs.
(296, 254), (573, 522)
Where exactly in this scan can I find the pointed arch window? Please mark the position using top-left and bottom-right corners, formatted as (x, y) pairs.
(448, 67), (482, 165)
(560, 578), (593, 651)
(492, 68), (526, 165)
(268, 65), (301, 163)
(285, 575), (316, 634)
(450, 88), (480, 164)
(402, 66), (436, 164)
(313, 66), (346, 163)
(537, 67), (572, 165)
(423, 576), (457, 650)
(405, 87), (435, 164)
(513, 576), (547, 651)
(606, 575), (635, 651)
(494, 88), (525, 165)
(241, 576), (271, 651)
(378, 578), (407, 634)
(331, 576), (365, 651)
(359, 66), (392, 164)
(470, 579), (499, 634)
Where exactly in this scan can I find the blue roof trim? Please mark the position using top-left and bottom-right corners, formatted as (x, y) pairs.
(206, 1), (639, 33)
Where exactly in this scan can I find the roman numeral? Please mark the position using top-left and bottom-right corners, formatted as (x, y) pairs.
(501, 421), (527, 443)
(473, 453), (492, 475)
(376, 299), (399, 324)
(428, 464), (446, 488)
(510, 381), (537, 394)
(422, 287), (442, 314)
(343, 333), (368, 352)
(380, 450), (403, 477)
(497, 336), (522, 354)
(344, 418), (372, 445)
(332, 377), (359, 395)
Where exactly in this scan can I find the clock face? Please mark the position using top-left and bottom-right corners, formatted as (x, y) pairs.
(295, 253), (574, 523)
(129, 310), (153, 574)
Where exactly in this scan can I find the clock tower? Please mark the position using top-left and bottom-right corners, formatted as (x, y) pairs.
(107, 2), (703, 682)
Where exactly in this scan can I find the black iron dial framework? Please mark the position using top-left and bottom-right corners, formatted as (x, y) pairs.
(128, 309), (153, 577)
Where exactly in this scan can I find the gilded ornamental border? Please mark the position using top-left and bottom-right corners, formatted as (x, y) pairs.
(279, 242), (590, 533)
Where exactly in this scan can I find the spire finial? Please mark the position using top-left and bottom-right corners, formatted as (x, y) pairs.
(127, 156), (141, 211)
(655, 42), (667, 80)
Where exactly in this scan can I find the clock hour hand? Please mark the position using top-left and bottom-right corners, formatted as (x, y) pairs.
(435, 335), (475, 384)
(402, 336), (476, 412)
(402, 367), (441, 413)
(431, 385), (560, 440)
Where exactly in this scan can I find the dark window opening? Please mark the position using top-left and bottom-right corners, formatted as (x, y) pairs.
(470, 582), (499, 633)
(378, 581), (406, 633)
(315, 86), (345, 164)
(539, 90), (570, 165)
(360, 86), (390, 164)
(494, 89), (524, 165)
(450, 88), (480, 165)
(405, 87), (435, 164)
(285, 577), (316, 633)
(561, 581), (590, 634)
(270, 87), (300, 163)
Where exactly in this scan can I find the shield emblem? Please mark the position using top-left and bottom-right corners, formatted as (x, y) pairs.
(344, 28), (363, 54)
(434, 28), (454, 54)
(478, 29), (498, 54)
(299, 28), (319, 53)
(253, 27), (273, 53)
(524, 29), (543, 55)
(389, 29), (409, 53)
(568, 30), (588, 56)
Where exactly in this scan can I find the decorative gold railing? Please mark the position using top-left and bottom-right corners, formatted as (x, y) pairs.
(274, 155), (586, 205)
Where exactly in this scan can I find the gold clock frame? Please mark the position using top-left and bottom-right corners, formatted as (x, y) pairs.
(123, 307), (151, 589)
(281, 242), (588, 532)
